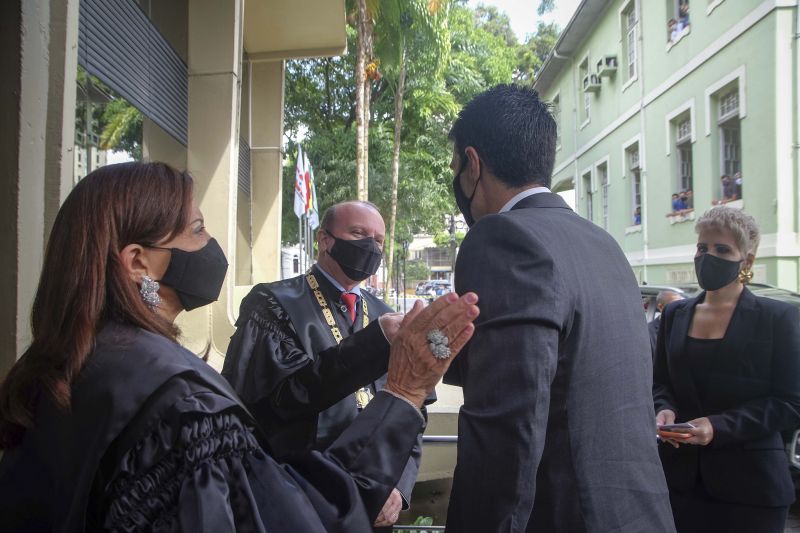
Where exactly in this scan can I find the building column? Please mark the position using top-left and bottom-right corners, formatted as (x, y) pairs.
(248, 59), (285, 284)
(0, 0), (78, 374)
(181, 0), (243, 369)
(143, 118), (187, 170)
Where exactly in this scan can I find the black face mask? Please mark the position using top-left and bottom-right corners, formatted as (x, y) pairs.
(694, 253), (742, 291)
(326, 231), (382, 282)
(452, 156), (481, 228)
(155, 238), (229, 311)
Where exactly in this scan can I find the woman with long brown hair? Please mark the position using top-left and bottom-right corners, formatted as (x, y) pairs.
(0, 162), (479, 532)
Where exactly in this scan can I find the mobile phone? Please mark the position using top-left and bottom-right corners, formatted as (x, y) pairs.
(658, 423), (695, 434)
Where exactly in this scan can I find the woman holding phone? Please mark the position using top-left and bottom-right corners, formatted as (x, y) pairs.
(653, 206), (800, 533)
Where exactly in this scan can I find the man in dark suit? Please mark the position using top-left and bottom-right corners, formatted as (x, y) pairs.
(443, 85), (675, 532)
(648, 290), (684, 359)
(223, 201), (430, 529)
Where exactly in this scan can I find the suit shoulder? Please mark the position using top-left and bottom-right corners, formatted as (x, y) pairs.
(236, 279), (300, 328)
(754, 293), (800, 319)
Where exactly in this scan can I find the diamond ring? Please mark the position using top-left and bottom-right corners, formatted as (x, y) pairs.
(427, 329), (451, 359)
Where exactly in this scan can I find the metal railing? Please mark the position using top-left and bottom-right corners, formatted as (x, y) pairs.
(392, 436), (457, 531)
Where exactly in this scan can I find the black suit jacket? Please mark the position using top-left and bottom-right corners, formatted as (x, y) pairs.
(444, 192), (674, 532)
(653, 288), (800, 506)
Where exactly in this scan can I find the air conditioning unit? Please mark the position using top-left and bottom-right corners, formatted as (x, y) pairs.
(596, 55), (618, 77)
(583, 74), (601, 93)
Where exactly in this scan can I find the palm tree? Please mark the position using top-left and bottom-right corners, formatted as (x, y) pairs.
(377, 0), (451, 303)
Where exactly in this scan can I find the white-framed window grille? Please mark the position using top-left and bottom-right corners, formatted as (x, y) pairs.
(579, 57), (590, 125)
(598, 163), (609, 230)
(626, 9), (637, 80)
(627, 144), (642, 224)
(552, 93), (561, 149)
(582, 171), (593, 222)
(719, 90), (739, 123)
(717, 86), (741, 200)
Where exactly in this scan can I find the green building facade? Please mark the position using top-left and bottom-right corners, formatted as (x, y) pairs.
(534, 0), (800, 290)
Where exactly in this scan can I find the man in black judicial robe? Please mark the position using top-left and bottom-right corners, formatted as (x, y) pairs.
(223, 201), (431, 529)
(443, 85), (675, 532)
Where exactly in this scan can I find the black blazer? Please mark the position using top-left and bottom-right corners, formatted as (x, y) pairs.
(653, 288), (800, 506)
(444, 192), (674, 532)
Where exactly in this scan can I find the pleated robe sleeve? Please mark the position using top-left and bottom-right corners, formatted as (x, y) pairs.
(94, 376), (423, 533)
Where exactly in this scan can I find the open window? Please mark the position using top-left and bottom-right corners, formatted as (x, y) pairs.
(620, 1), (637, 84)
(666, 0), (690, 45)
(626, 142), (642, 226)
(582, 169), (594, 222)
(552, 93), (561, 150)
(715, 87), (742, 204)
(579, 56), (591, 126)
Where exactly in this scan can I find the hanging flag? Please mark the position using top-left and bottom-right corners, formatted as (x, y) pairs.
(293, 145), (307, 219)
(307, 157), (320, 230)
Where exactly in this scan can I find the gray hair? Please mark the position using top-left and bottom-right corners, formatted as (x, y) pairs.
(695, 206), (760, 256)
(656, 290), (682, 308)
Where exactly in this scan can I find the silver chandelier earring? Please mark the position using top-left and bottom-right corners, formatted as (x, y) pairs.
(140, 275), (161, 309)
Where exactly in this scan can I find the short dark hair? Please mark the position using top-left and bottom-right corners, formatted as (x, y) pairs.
(320, 200), (381, 232)
(449, 84), (557, 188)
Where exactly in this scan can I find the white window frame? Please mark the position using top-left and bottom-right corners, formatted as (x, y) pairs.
(622, 134), (643, 226)
(578, 54), (591, 129)
(552, 91), (562, 150)
(580, 166), (595, 222)
(704, 66), (746, 136)
(595, 156), (611, 230)
(707, 0), (725, 15)
(619, 0), (639, 92)
(665, 99), (696, 155)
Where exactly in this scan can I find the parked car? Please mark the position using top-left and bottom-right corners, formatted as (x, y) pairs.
(416, 280), (453, 298)
(640, 282), (800, 490)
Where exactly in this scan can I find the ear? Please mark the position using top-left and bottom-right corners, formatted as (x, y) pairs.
(119, 243), (151, 283)
(463, 146), (482, 181)
(316, 229), (332, 254)
(743, 252), (755, 271)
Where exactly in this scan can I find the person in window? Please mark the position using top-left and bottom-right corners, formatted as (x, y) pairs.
(683, 189), (694, 209)
(672, 193), (687, 212)
(715, 175), (738, 204)
(634, 206), (642, 225)
(668, 19), (680, 42)
(679, 2), (690, 30)
(0, 162), (479, 532)
(654, 207), (800, 533)
(734, 171), (743, 198)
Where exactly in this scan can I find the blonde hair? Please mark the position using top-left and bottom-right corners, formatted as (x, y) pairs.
(695, 206), (760, 257)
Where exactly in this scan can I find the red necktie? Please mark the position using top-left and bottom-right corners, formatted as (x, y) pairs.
(341, 292), (357, 324)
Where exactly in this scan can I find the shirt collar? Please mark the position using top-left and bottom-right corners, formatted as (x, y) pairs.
(499, 186), (551, 213)
(315, 264), (362, 297)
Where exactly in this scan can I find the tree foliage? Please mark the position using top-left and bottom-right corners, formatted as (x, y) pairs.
(281, 1), (561, 250)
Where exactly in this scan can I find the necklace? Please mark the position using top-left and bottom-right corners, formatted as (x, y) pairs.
(306, 272), (373, 408)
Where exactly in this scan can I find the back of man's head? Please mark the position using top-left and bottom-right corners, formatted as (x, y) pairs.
(449, 84), (557, 189)
(656, 290), (684, 311)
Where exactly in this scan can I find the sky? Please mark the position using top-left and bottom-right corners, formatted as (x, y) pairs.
(467, 0), (582, 41)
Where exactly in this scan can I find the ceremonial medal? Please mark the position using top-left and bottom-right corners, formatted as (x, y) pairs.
(355, 387), (373, 409)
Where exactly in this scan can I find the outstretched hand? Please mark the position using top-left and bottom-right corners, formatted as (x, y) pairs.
(384, 292), (479, 407)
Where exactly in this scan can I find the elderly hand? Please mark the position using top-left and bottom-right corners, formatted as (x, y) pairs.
(373, 488), (403, 527)
(384, 292), (479, 407)
(378, 312), (405, 344)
